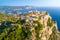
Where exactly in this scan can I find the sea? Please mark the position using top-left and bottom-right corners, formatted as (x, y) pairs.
(0, 7), (60, 31)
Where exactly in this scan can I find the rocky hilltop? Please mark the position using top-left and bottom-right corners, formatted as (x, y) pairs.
(19, 10), (60, 40)
(0, 10), (60, 40)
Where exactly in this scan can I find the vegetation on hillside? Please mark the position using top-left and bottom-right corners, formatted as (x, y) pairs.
(0, 12), (43, 40)
(0, 11), (59, 40)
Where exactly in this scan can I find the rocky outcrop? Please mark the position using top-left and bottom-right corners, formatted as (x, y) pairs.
(19, 10), (60, 40)
(0, 10), (60, 40)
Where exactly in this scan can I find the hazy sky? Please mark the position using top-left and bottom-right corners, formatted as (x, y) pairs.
(0, 0), (60, 7)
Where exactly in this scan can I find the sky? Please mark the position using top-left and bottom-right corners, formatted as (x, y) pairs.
(0, 0), (60, 7)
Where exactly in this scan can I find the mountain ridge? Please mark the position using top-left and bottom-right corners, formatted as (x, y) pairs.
(0, 10), (60, 40)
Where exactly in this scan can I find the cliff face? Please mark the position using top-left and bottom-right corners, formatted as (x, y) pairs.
(0, 10), (60, 40)
(19, 10), (60, 40)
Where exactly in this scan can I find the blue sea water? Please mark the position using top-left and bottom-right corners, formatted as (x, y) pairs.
(18, 7), (60, 31)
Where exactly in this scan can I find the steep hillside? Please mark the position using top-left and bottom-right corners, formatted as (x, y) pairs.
(0, 10), (60, 40)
